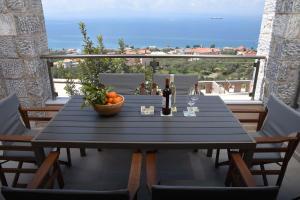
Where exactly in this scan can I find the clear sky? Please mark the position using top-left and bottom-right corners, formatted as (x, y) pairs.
(41, 0), (265, 20)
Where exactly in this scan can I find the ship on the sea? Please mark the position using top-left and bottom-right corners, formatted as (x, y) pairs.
(210, 17), (224, 20)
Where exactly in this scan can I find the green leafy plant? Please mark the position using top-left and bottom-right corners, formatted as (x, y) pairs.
(64, 72), (80, 96)
(64, 22), (126, 106)
(81, 83), (112, 107)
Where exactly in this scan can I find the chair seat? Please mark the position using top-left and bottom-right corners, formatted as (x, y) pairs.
(252, 131), (283, 162)
(2, 187), (130, 200)
(159, 179), (223, 187)
(3, 129), (52, 161)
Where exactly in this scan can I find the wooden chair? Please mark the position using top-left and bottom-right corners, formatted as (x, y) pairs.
(153, 74), (199, 95)
(0, 94), (71, 187)
(100, 73), (145, 95)
(215, 95), (300, 186)
(1, 151), (142, 200)
(146, 152), (279, 200)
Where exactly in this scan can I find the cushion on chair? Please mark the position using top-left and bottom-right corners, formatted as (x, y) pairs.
(2, 129), (52, 161)
(153, 74), (198, 95)
(159, 179), (219, 187)
(262, 95), (300, 137)
(251, 131), (283, 161)
(1, 187), (130, 200)
(152, 185), (279, 200)
(100, 73), (145, 95)
(0, 94), (26, 136)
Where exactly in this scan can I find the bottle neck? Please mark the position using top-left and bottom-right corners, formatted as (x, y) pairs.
(165, 78), (170, 88)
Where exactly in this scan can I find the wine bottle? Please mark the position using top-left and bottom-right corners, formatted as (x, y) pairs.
(170, 74), (177, 112)
(162, 78), (172, 115)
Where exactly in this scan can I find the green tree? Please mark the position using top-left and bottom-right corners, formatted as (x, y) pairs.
(65, 22), (125, 96)
(97, 35), (105, 54)
(186, 45), (190, 48)
(79, 22), (93, 54)
(210, 44), (216, 48)
(118, 38), (126, 54)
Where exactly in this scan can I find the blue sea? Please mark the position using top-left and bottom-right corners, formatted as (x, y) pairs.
(45, 17), (262, 50)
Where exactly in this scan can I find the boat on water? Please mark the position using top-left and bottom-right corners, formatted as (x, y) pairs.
(210, 17), (224, 20)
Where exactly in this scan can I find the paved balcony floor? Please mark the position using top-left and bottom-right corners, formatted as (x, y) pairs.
(1, 148), (299, 200)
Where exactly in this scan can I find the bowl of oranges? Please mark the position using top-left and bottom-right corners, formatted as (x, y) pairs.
(92, 91), (125, 116)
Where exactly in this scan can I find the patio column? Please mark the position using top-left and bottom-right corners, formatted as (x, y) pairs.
(256, 0), (300, 105)
(0, 0), (51, 107)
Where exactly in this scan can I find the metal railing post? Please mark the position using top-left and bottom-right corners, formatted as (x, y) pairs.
(251, 59), (260, 100)
(150, 59), (159, 74)
(47, 60), (58, 100)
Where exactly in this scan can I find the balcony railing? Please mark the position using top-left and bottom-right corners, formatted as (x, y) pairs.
(40, 54), (266, 101)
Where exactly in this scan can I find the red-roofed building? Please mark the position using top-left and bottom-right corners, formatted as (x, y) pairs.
(235, 45), (247, 51)
(124, 48), (151, 65)
(237, 50), (257, 56)
(184, 48), (221, 55)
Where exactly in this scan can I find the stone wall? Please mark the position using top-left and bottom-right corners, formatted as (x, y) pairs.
(257, 0), (300, 105)
(0, 0), (51, 107)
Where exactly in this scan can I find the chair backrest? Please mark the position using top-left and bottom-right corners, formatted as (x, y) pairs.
(153, 74), (198, 95)
(1, 187), (129, 200)
(152, 185), (279, 200)
(0, 94), (26, 136)
(262, 95), (300, 137)
(100, 73), (145, 95)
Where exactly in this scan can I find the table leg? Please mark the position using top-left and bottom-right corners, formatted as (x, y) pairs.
(243, 149), (254, 167)
(33, 146), (46, 166)
(80, 148), (87, 157)
(206, 148), (213, 157)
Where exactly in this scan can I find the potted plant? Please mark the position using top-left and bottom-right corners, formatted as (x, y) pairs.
(62, 22), (126, 115)
(79, 83), (124, 116)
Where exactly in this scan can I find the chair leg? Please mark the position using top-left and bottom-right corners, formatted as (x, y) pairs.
(97, 148), (102, 152)
(80, 148), (87, 157)
(56, 148), (71, 167)
(260, 164), (269, 186)
(0, 164), (8, 186)
(215, 149), (220, 168)
(54, 162), (64, 189)
(276, 163), (288, 186)
(12, 161), (23, 187)
(66, 148), (72, 167)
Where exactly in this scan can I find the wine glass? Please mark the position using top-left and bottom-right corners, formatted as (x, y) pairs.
(186, 87), (197, 116)
(189, 87), (199, 103)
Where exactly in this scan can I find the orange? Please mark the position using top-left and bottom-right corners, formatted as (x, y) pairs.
(106, 103), (112, 105)
(112, 96), (123, 104)
(106, 91), (117, 98)
(117, 96), (123, 102)
(107, 98), (113, 104)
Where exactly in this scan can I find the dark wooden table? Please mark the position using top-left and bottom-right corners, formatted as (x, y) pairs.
(32, 95), (256, 164)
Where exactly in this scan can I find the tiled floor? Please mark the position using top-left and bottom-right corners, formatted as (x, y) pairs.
(1, 148), (299, 200)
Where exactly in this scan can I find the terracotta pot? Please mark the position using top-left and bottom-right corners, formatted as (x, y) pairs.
(93, 95), (125, 116)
